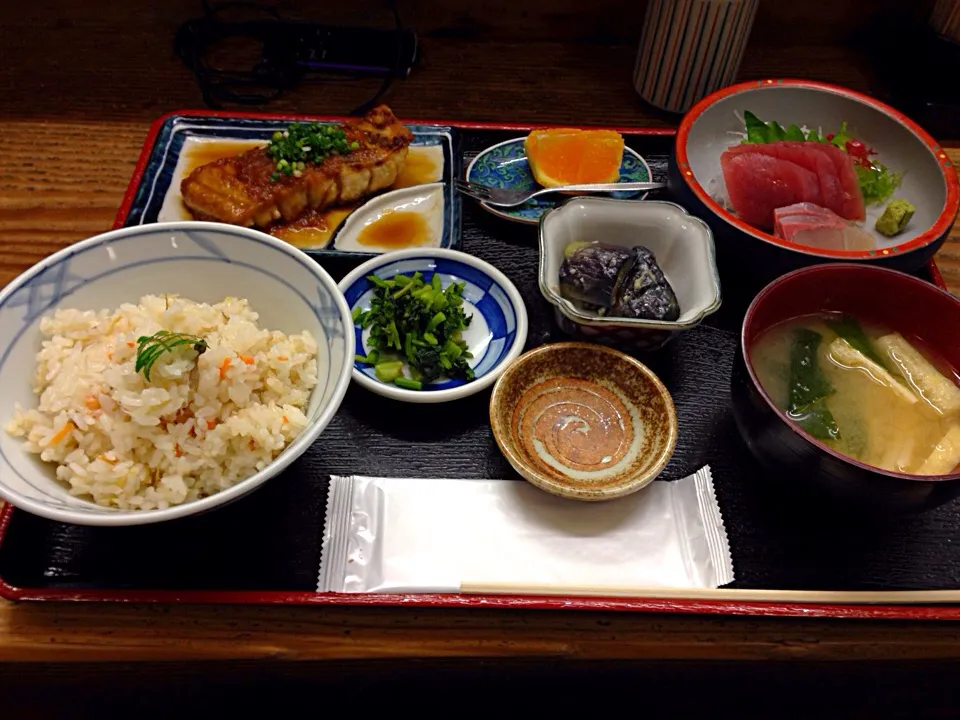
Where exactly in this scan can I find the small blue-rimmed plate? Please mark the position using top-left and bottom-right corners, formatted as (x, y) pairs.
(122, 113), (461, 260)
(338, 248), (528, 403)
(465, 137), (653, 225)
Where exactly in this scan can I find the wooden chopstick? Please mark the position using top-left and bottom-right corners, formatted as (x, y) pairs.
(459, 582), (960, 604)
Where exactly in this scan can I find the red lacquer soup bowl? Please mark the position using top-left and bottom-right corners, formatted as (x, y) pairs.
(670, 79), (960, 279)
(731, 263), (960, 514)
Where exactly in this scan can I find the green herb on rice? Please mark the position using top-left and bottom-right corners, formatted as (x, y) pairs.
(135, 331), (208, 381)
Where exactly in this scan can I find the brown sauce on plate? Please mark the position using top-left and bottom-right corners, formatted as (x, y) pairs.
(356, 209), (431, 250)
(393, 147), (443, 188)
(268, 206), (356, 249)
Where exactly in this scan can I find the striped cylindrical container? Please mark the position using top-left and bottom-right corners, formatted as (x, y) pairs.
(634, 0), (759, 114)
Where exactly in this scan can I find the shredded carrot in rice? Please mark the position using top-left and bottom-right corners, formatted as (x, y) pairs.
(240, 355), (255, 365)
(49, 421), (75, 445)
(84, 395), (101, 411)
(174, 444), (183, 458)
(126, 340), (135, 348)
(219, 357), (231, 380)
(282, 416), (288, 424)
(206, 419), (218, 430)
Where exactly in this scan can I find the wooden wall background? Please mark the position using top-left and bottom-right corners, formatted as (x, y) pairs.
(312, 0), (935, 45)
(0, 0), (936, 123)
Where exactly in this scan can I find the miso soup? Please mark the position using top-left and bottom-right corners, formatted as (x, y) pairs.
(750, 313), (960, 476)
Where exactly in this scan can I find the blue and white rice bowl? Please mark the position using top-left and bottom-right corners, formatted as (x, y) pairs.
(0, 221), (354, 526)
(339, 248), (528, 403)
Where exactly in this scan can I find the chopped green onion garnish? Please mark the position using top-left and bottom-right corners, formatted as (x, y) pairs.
(266, 121), (356, 182)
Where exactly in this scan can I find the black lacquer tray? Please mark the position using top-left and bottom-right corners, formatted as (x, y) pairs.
(2, 116), (959, 620)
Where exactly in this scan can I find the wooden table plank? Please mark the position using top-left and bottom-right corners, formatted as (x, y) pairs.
(6, 602), (960, 663)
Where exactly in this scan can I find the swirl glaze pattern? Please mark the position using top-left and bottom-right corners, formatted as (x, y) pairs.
(513, 377), (633, 478)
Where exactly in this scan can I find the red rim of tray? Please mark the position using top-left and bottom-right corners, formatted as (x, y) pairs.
(0, 110), (956, 622)
(675, 78), (960, 261)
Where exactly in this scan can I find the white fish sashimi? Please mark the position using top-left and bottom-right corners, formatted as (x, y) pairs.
(773, 202), (874, 251)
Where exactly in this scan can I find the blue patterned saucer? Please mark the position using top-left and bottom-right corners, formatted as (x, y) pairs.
(338, 248), (528, 404)
(465, 137), (652, 225)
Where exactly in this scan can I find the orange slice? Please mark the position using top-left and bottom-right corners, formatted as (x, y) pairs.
(524, 128), (625, 188)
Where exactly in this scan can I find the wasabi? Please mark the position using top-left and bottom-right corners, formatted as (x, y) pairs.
(875, 198), (915, 237)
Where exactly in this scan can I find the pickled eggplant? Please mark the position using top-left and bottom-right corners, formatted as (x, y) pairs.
(558, 241), (680, 322)
(610, 246), (681, 322)
(558, 242), (633, 308)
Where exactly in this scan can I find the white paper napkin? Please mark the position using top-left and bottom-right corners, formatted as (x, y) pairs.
(317, 466), (734, 594)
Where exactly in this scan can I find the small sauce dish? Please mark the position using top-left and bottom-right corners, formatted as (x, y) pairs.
(339, 248), (528, 404)
(334, 183), (446, 253)
(489, 342), (678, 501)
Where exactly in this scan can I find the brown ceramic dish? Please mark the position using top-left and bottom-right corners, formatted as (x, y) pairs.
(489, 342), (678, 501)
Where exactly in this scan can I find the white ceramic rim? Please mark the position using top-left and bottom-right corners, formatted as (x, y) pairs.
(338, 247), (529, 404)
(464, 137), (653, 225)
(0, 220), (356, 526)
(537, 197), (723, 329)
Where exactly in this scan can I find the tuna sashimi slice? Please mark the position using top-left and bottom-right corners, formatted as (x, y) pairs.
(725, 143), (842, 219)
(724, 141), (865, 221)
(810, 141), (866, 221)
(773, 202), (874, 251)
(720, 152), (821, 229)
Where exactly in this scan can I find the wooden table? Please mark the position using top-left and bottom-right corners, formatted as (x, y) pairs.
(4, 0), (960, 686)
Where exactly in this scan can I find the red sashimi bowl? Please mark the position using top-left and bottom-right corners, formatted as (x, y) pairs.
(670, 79), (960, 280)
(731, 263), (960, 514)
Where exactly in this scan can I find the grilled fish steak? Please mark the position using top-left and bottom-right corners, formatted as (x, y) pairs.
(180, 106), (415, 228)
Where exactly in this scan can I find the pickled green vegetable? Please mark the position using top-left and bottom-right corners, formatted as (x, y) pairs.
(353, 271), (475, 388)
